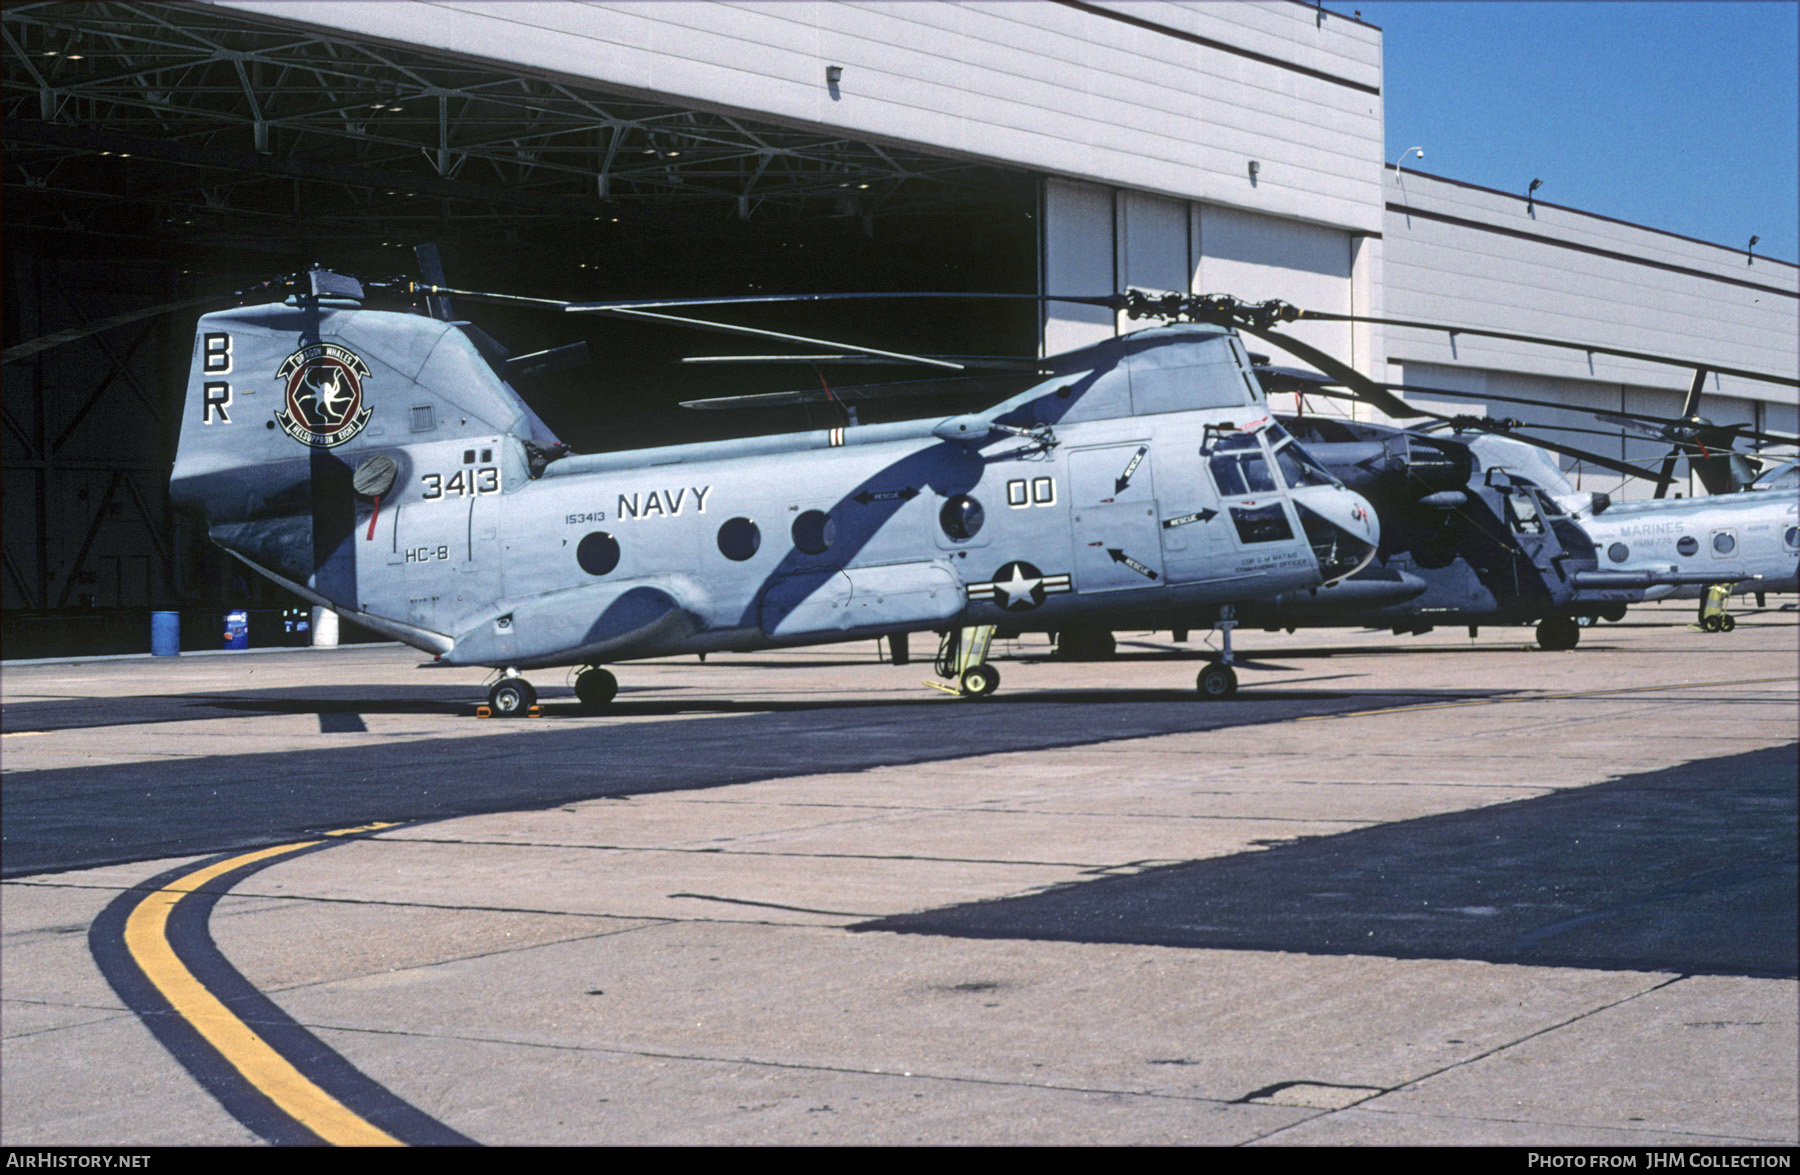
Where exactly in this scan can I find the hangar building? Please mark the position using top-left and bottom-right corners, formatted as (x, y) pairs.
(3, 1), (1795, 654)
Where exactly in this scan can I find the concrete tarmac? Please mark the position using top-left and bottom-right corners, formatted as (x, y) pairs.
(2, 605), (1795, 1146)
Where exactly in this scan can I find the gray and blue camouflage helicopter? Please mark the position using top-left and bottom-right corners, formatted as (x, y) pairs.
(699, 298), (1797, 653)
(168, 271), (1384, 713)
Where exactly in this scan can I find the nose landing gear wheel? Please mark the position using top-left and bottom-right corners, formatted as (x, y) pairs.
(575, 666), (618, 709)
(960, 664), (1000, 698)
(1196, 663), (1238, 699)
(489, 678), (537, 716)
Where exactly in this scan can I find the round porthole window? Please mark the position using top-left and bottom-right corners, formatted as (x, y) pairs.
(1676, 536), (1698, 556)
(1786, 526), (1799, 551)
(577, 532), (620, 576)
(718, 516), (761, 561)
(792, 509), (836, 555)
(1607, 542), (1629, 564)
(1713, 532), (1736, 555)
(939, 494), (985, 541)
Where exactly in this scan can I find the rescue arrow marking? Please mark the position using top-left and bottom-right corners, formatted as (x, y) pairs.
(1115, 446), (1148, 493)
(1106, 549), (1160, 580)
(1162, 509), (1218, 529)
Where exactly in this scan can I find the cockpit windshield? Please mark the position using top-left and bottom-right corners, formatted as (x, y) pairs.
(1208, 432), (1277, 496)
(1272, 439), (1340, 489)
(1505, 490), (1545, 535)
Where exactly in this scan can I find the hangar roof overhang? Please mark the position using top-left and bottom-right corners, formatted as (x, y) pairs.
(3, 1), (1034, 259)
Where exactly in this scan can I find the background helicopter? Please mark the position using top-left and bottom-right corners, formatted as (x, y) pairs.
(165, 270), (1385, 712)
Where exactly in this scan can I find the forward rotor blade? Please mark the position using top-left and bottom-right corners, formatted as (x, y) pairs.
(1296, 311), (1800, 388)
(1227, 322), (1424, 418)
(680, 354), (1042, 372)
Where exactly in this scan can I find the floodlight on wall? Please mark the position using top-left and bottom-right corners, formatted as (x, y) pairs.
(1527, 177), (1543, 215)
(1248, 160), (1261, 183)
(1394, 146), (1423, 183)
(1748, 235), (1760, 266)
(826, 65), (843, 84)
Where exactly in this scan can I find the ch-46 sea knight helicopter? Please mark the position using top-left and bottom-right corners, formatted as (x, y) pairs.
(692, 292), (1798, 653)
(164, 270), (1386, 712)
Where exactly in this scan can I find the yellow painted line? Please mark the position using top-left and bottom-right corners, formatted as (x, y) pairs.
(324, 821), (400, 837)
(123, 839), (403, 1147)
(1301, 676), (1796, 722)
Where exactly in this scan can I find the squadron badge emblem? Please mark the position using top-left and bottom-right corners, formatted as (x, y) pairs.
(274, 343), (373, 447)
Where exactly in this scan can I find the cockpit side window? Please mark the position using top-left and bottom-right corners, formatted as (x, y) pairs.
(1505, 491), (1545, 535)
(1211, 449), (1276, 496)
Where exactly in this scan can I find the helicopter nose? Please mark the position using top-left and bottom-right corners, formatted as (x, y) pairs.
(1293, 487), (1380, 583)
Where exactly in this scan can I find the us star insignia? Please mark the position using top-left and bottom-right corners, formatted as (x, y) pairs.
(966, 561), (1072, 612)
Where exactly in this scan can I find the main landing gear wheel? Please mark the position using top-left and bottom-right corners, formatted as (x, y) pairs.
(1196, 662), (1238, 700)
(960, 664), (1000, 698)
(575, 666), (618, 709)
(489, 677), (537, 716)
(1536, 615), (1581, 651)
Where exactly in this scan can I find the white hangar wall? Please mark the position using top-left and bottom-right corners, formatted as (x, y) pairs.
(1383, 169), (1800, 496)
(222, 0), (1387, 366)
(221, 1), (1384, 226)
(215, 0), (1790, 496)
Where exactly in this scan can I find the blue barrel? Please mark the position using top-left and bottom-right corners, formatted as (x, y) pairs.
(151, 611), (180, 656)
(223, 609), (250, 650)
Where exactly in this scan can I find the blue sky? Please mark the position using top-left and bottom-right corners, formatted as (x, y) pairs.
(1333, 1), (1799, 263)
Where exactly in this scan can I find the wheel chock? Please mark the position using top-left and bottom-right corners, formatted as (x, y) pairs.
(475, 705), (493, 718)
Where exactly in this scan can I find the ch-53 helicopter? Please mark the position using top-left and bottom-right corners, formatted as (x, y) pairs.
(167, 270), (1391, 712)
(1248, 336), (1799, 641)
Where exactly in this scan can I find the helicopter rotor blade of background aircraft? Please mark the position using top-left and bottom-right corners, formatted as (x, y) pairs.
(1294, 311), (1800, 389)
(1288, 383), (1676, 485)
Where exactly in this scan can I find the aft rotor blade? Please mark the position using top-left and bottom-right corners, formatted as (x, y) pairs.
(588, 306), (966, 370)
(1654, 447), (1682, 498)
(1296, 310), (1800, 388)
(683, 372), (1041, 411)
(4, 294), (226, 365)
